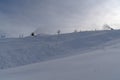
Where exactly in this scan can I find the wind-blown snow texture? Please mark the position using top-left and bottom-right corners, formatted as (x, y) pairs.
(0, 30), (120, 69)
(1, 37), (120, 80)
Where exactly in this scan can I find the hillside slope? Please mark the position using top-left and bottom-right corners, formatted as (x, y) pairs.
(0, 39), (120, 80)
(0, 30), (120, 69)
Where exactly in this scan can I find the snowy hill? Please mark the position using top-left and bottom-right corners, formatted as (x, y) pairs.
(0, 38), (120, 80)
(0, 30), (120, 69)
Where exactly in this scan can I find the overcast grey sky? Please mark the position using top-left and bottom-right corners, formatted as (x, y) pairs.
(0, 0), (120, 37)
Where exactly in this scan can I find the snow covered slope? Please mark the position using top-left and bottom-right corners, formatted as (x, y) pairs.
(0, 30), (120, 69)
(0, 40), (120, 80)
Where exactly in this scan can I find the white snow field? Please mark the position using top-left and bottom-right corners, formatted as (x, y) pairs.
(0, 30), (120, 80)
(0, 30), (120, 69)
(0, 38), (120, 80)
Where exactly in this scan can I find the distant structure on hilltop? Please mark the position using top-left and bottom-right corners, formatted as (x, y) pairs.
(103, 24), (114, 30)
(33, 27), (50, 36)
(0, 31), (7, 38)
(31, 32), (35, 36)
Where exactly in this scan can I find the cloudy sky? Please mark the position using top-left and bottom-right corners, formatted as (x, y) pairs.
(0, 0), (120, 37)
